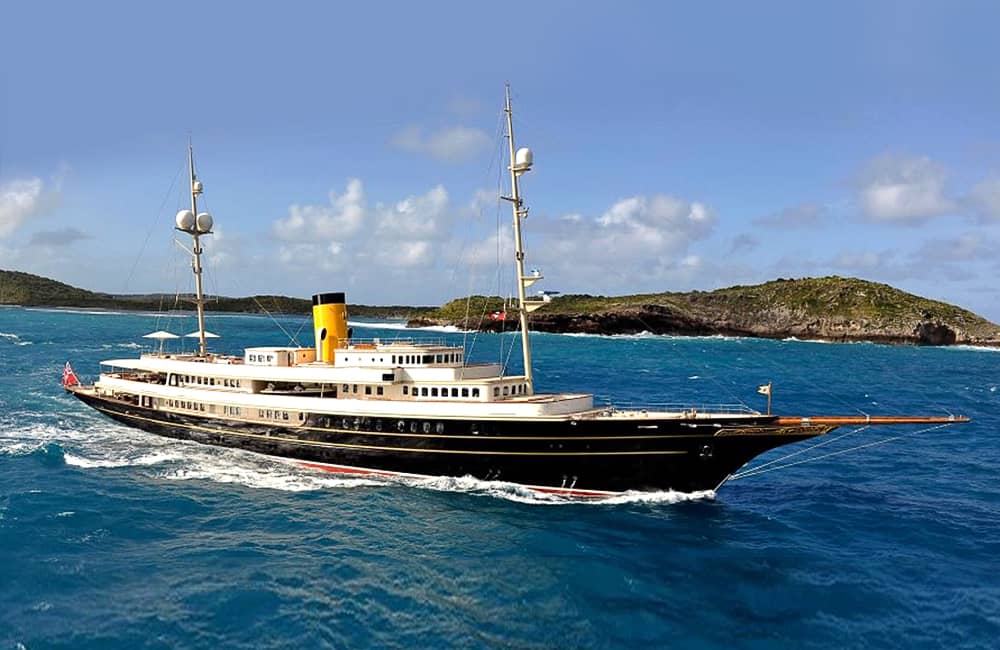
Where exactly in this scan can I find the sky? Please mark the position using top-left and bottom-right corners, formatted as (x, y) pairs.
(3, 1), (1000, 320)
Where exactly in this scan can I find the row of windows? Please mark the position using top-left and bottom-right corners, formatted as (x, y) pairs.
(174, 374), (242, 389)
(222, 405), (243, 416)
(342, 384), (385, 396)
(495, 384), (528, 398)
(163, 398), (207, 412)
(328, 416), (448, 434)
(342, 352), (464, 365)
(248, 353), (276, 363)
(402, 385), (481, 399)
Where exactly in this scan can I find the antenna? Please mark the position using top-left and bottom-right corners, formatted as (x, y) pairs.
(501, 84), (544, 393)
(174, 139), (214, 356)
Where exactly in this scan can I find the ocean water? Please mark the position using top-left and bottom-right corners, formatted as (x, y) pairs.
(1, 306), (997, 649)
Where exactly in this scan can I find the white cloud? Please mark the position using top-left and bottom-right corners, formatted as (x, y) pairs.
(968, 175), (1000, 221)
(0, 177), (52, 238)
(273, 178), (365, 240)
(858, 154), (955, 222)
(374, 185), (449, 238)
(391, 125), (492, 162)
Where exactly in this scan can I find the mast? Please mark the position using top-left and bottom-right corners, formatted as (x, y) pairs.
(175, 139), (214, 357)
(502, 84), (543, 392)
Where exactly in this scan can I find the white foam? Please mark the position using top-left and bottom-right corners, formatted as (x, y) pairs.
(349, 319), (467, 334)
(391, 473), (715, 506)
(946, 344), (1000, 353)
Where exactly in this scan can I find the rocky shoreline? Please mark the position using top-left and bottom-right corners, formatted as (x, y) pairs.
(407, 277), (1000, 347)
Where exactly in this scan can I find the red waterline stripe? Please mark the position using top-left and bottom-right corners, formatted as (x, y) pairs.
(296, 461), (615, 498)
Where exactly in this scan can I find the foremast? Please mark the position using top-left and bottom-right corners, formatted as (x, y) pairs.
(174, 140), (214, 357)
(503, 84), (545, 393)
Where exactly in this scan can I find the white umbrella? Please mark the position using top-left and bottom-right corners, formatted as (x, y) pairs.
(142, 330), (179, 354)
(184, 331), (220, 338)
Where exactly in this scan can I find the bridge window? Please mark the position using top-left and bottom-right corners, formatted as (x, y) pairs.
(472, 388), (480, 398)
(403, 386), (408, 395)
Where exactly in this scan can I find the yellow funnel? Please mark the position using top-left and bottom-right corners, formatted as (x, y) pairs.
(313, 292), (348, 363)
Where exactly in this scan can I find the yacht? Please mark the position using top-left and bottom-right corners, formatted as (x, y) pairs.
(65, 87), (967, 497)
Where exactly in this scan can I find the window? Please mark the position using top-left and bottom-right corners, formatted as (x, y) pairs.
(343, 384), (349, 392)
(451, 388), (459, 397)
(422, 422), (431, 433)
(431, 387), (438, 397)
(352, 384), (358, 393)
(421, 387), (428, 396)
(365, 386), (372, 395)
(472, 388), (480, 398)
(436, 354), (442, 363)
(494, 387), (500, 397)
(462, 388), (469, 397)
(423, 355), (433, 364)
(403, 386), (409, 395)
(282, 412), (289, 420)
(503, 386), (509, 396)
(435, 422), (445, 434)
(376, 386), (384, 396)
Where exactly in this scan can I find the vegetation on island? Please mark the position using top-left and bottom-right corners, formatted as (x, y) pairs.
(3, 269), (997, 346)
(413, 277), (1000, 346)
(0, 269), (434, 319)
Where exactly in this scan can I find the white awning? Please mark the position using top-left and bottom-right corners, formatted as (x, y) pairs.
(142, 330), (179, 340)
(184, 331), (220, 338)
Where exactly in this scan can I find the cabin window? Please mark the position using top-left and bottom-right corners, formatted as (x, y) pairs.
(375, 419), (383, 432)
(298, 413), (305, 421)
(503, 386), (509, 396)
(365, 386), (372, 395)
(494, 387), (500, 397)
(461, 388), (469, 397)
(451, 388), (459, 397)
(421, 387), (428, 397)
(472, 388), (480, 398)
(436, 354), (442, 363)
(431, 387), (438, 397)
(283, 412), (289, 420)
(410, 421), (418, 433)
(352, 384), (358, 393)
(435, 422), (445, 434)
(397, 420), (406, 432)
(403, 386), (409, 395)
(422, 422), (431, 433)
(376, 386), (384, 396)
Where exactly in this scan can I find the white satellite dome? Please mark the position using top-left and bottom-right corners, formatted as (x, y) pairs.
(514, 147), (534, 171)
(196, 212), (213, 233)
(175, 209), (195, 231)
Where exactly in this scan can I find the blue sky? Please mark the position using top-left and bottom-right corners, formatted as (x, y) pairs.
(3, 1), (1000, 320)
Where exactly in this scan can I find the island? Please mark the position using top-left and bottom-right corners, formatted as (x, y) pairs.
(3, 269), (998, 347)
(407, 277), (1000, 347)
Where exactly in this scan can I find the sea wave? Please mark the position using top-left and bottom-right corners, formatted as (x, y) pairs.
(394, 473), (715, 505)
(349, 320), (467, 333)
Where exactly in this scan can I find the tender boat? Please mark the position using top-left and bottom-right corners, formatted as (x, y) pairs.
(65, 87), (968, 497)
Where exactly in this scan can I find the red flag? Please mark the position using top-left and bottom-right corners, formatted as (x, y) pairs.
(62, 361), (80, 387)
(488, 311), (507, 321)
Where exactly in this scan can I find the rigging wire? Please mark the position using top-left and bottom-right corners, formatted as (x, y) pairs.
(729, 423), (950, 481)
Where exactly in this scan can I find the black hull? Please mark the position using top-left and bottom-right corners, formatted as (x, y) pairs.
(71, 391), (830, 495)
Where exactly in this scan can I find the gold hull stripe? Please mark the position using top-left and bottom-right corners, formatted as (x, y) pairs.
(94, 405), (688, 457)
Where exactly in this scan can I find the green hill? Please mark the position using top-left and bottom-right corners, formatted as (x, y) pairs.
(0, 269), (433, 319)
(413, 277), (1000, 346)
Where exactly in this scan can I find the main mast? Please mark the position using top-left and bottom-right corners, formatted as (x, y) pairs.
(503, 84), (544, 392)
(174, 140), (214, 357)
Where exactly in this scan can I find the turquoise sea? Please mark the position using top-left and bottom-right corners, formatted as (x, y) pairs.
(1, 306), (997, 648)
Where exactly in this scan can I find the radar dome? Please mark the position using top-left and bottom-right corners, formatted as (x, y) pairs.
(515, 147), (533, 170)
(192, 180), (203, 193)
(175, 209), (195, 231)
(196, 212), (213, 233)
